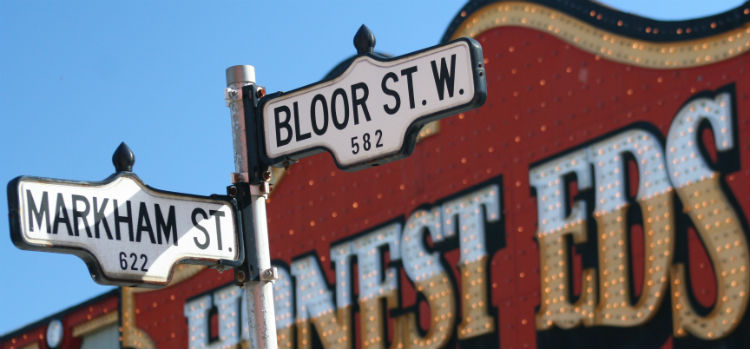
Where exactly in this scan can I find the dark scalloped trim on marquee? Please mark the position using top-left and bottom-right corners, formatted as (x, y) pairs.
(442, 0), (750, 44)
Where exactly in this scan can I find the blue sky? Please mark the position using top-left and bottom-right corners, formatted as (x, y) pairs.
(0, 0), (745, 335)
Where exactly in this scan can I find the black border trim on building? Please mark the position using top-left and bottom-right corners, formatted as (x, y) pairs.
(441, 0), (750, 44)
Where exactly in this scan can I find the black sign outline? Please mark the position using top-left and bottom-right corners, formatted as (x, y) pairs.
(256, 37), (487, 172)
(7, 172), (243, 288)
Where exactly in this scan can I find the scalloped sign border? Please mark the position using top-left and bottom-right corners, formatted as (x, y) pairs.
(7, 173), (239, 287)
(258, 38), (486, 171)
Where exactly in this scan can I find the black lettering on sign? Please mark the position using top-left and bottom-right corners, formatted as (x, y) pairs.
(155, 204), (177, 246)
(351, 136), (360, 154)
(119, 252), (127, 270)
(136, 202), (156, 244)
(363, 132), (371, 151)
(274, 105), (293, 147)
(93, 197), (113, 240)
(400, 66), (418, 109)
(130, 253), (138, 271)
(381, 72), (400, 115)
(140, 254), (148, 271)
(27, 190), (51, 233)
(311, 94), (329, 136)
(53, 193), (72, 236)
(332, 88), (350, 130)
(119, 252), (148, 272)
(209, 210), (225, 251)
(351, 82), (371, 125)
(351, 130), (384, 154)
(431, 54), (457, 101)
(72, 195), (92, 238)
(113, 199), (132, 242)
(293, 101), (311, 142)
(192, 208), (210, 250)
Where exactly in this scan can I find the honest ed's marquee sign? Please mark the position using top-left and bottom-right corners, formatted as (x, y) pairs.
(260, 38), (487, 170)
(7, 174), (239, 287)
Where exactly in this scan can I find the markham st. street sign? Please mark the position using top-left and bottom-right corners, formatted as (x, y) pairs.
(259, 25), (486, 170)
(7, 143), (240, 287)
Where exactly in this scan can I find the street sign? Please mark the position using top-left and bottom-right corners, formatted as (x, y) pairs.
(7, 145), (240, 287)
(259, 27), (486, 171)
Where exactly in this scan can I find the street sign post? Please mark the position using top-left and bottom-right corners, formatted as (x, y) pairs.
(225, 65), (279, 349)
(259, 25), (487, 170)
(7, 143), (241, 287)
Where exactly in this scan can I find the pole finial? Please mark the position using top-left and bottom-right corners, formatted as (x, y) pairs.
(354, 24), (375, 55)
(226, 65), (256, 86)
(113, 142), (135, 172)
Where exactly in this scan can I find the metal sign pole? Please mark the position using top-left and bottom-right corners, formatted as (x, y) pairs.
(225, 65), (278, 349)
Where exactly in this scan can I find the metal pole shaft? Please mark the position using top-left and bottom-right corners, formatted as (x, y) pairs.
(225, 65), (255, 182)
(225, 65), (278, 349)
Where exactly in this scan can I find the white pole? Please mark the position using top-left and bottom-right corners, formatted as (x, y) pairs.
(225, 65), (278, 349)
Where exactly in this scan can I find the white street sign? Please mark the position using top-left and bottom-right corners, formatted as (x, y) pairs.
(8, 173), (239, 287)
(259, 37), (486, 170)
